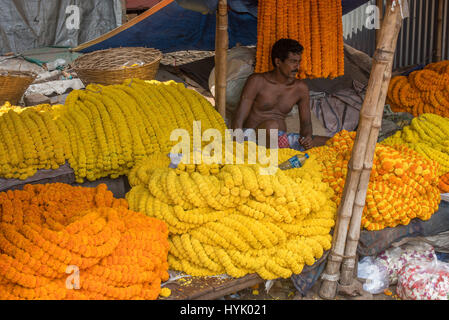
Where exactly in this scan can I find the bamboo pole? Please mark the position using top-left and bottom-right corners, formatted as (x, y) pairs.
(215, 0), (228, 119)
(435, 0), (444, 62)
(340, 1), (408, 287)
(318, 0), (406, 300)
(376, 0), (384, 46)
(121, 0), (127, 25)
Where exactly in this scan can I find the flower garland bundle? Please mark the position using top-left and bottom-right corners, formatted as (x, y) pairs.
(381, 113), (449, 176)
(255, 0), (344, 79)
(0, 80), (227, 183)
(126, 151), (336, 280)
(387, 60), (449, 117)
(309, 130), (441, 231)
(0, 183), (169, 300)
(439, 173), (449, 193)
(0, 103), (66, 180)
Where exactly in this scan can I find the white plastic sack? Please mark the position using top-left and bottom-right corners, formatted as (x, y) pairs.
(357, 256), (389, 294)
(209, 46), (256, 115)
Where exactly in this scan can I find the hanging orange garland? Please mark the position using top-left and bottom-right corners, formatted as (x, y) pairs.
(255, 0), (344, 79)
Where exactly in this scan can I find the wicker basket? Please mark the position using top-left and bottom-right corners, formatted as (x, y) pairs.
(0, 70), (37, 105)
(73, 47), (163, 86)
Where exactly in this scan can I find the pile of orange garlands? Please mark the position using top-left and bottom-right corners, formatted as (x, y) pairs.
(255, 0), (344, 79)
(0, 183), (169, 300)
(309, 130), (441, 231)
(439, 173), (449, 193)
(387, 60), (449, 117)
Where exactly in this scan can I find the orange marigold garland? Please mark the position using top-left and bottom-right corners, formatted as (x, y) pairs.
(387, 60), (449, 117)
(439, 173), (449, 193)
(0, 183), (169, 300)
(255, 0), (344, 79)
(309, 130), (441, 231)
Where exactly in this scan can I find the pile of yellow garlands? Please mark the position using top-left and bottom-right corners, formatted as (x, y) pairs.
(126, 143), (337, 280)
(0, 80), (227, 183)
(0, 183), (169, 300)
(309, 130), (441, 231)
(255, 0), (344, 79)
(381, 113), (449, 177)
(0, 104), (66, 180)
(387, 60), (449, 117)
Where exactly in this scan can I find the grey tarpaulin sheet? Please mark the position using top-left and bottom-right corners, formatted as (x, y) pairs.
(0, 162), (130, 199)
(0, 0), (122, 54)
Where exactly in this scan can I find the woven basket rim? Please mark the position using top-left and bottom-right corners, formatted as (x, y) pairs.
(73, 47), (163, 71)
(0, 69), (38, 78)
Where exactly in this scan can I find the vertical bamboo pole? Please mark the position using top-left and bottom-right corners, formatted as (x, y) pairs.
(376, 0), (384, 46)
(215, 0), (228, 119)
(318, 0), (406, 300)
(121, 0), (127, 25)
(435, 0), (444, 62)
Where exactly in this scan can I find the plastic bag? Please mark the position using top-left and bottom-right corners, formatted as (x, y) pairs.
(121, 60), (145, 69)
(357, 256), (389, 294)
(397, 260), (449, 300)
(376, 241), (437, 285)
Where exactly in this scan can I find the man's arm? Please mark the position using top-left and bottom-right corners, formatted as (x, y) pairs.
(297, 82), (314, 149)
(231, 74), (259, 129)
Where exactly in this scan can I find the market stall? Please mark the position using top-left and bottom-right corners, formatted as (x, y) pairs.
(1, 0), (449, 301)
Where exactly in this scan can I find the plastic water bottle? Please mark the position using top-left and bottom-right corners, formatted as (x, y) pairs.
(278, 153), (309, 170)
(168, 153), (183, 169)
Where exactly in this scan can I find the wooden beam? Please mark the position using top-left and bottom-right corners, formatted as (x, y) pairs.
(72, 0), (174, 52)
(318, 0), (407, 300)
(435, 0), (445, 62)
(215, 0), (228, 120)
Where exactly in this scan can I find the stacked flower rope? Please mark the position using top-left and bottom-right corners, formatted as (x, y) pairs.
(0, 103), (66, 180)
(381, 113), (449, 177)
(0, 80), (227, 182)
(309, 130), (441, 231)
(255, 0), (344, 79)
(439, 173), (449, 193)
(126, 145), (337, 280)
(0, 183), (169, 300)
(387, 60), (449, 117)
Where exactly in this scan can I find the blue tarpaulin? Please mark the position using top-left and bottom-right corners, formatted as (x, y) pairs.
(77, 0), (370, 54)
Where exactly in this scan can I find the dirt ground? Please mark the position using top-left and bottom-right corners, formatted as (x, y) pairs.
(222, 278), (399, 301)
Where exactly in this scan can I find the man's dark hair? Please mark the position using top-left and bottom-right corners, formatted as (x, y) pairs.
(271, 39), (304, 67)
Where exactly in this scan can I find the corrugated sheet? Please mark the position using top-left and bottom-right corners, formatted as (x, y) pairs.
(343, 0), (449, 69)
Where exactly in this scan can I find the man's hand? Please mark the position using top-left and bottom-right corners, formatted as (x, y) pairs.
(299, 135), (313, 150)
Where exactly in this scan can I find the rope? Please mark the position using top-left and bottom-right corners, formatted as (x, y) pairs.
(320, 273), (339, 282)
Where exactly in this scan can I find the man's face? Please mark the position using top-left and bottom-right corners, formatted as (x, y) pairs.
(275, 52), (302, 79)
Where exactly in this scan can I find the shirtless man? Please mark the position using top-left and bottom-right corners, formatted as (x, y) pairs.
(231, 38), (329, 150)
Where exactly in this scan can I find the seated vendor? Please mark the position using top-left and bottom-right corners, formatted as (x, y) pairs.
(231, 38), (330, 151)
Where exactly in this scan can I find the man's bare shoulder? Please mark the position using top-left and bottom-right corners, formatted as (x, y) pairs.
(247, 72), (269, 84)
(293, 78), (309, 92)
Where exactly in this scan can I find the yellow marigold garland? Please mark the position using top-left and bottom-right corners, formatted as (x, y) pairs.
(0, 183), (169, 300)
(309, 130), (441, 231)
(382, 113), (449, 175)
(255, 0), (344, 79)
(126, 146), (336, 280)
(0, 80), (227, 182)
